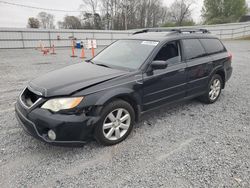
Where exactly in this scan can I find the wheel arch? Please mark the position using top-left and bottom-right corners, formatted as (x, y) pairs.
(209, 66), (226, 89)
(95, 88), (142, 122)
(113, 95), (141, 122)
(215, 69), (225, 89)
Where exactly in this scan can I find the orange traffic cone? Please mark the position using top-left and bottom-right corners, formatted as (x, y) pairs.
(80, 47), (85, 59)
(40, 41), (44, 52)
(42, 48), (50, 55)
(71, 43), (77, 58)
(91, 47), (95, 58)
(51, 44), (56, 55)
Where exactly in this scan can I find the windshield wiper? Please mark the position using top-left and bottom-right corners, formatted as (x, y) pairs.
(95, 63), (111, 68)
(85, 59), (94, 64)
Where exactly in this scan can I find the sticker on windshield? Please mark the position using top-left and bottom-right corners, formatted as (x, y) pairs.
(141, 41), (159, 46)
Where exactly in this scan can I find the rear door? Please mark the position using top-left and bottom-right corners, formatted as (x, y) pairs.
(182, 39), (213, 97)
(142, 40), (187, 111)
(199, 38), (229, 75)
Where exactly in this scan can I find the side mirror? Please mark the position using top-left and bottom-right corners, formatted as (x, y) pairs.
(151, 60), (168, 70)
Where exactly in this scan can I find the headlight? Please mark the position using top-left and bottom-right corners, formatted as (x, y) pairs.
(41, 97), (84, 112)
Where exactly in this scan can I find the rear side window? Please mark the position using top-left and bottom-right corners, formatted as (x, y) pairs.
(182, 39), (206, 60)
(199, 39), (226, 55)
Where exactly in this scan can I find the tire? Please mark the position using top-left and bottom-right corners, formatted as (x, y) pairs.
(199, 74), (223, 104)
(94, 99), (135, 146)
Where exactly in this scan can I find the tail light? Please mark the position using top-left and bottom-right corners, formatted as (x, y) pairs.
(228, 52), (232, 61)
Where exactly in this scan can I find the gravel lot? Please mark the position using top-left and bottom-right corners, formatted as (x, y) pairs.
(0, 41), (249, 188)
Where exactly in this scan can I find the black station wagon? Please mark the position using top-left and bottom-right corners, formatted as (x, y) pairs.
(15, 29), (233, 146)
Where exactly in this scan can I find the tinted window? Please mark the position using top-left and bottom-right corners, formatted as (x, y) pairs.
(182, 39), (206, 60)
(154, 41), (181, 64)
(200, 39), (226, 55)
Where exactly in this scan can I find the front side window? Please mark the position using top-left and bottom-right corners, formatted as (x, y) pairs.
(182, 39), (206, 60)
(154, 41), (181, 64)
(92, 40), (159, 70)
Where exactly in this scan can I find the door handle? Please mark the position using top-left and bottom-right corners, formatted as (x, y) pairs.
(178, 68), (185, 72)
(135, 75), (143, 84)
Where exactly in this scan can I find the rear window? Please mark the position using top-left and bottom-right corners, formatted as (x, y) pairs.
(182, 39), (206, 60)
(199, 39), (226, 55)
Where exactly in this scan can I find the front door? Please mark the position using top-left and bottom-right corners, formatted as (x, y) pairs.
(142, 40), (187, 111)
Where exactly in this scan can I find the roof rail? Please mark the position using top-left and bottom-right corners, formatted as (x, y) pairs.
(180, 29), (210, 34)
(133, 28), (179, 35)
(133, 28), (210, 35)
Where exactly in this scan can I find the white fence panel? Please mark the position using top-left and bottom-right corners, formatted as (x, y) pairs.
(0, 31), (22, 40)
(0, 40), (23, 48)
(0, 22), (249, 49)
(22, 32), (48, 40)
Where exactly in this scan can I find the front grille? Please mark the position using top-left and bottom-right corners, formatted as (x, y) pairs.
(21, 88), (40, 108)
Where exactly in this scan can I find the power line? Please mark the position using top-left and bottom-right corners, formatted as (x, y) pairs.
(0, 0), (134, 14)
(0, 0), (81, 12)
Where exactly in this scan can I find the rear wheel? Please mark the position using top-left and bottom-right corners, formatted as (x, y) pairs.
(94, 100), (135, 145)
(199, 74), (223, 104)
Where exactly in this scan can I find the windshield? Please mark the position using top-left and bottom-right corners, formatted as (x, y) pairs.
(92, 40), (159, 70)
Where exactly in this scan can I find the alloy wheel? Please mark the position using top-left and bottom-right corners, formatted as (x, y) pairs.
(209, 79), (221, 101)
(102, 108), (131, 141)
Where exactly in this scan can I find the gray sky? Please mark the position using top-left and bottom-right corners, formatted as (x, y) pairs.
(0, 0), (249, 28)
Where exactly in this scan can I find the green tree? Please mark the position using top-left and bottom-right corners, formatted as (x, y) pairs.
(27, 17), (40, 28)
(202, 0), (248, 24)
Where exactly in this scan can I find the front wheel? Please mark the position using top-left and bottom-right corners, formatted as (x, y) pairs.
(199, 74), (223, 104)
(94, 100), (135, 146)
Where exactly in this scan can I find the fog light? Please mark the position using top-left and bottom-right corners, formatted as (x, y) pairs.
(48, 130), (56, 141)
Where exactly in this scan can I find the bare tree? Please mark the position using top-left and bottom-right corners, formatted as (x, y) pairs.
(62, 0), (195, 30)
(57, 21), (64, 29)
(27, 17), (40, 28)
(104, 0), (118, 30)
(80, 0), (100, 29)
(98, 0), (166, 30)
(100, 0), (111, 29)
(168, 0), (194, 26)
(37, 12), (55, 29)
(59, 16), (82, 29)
(81, 0), (98, 14)
(146, 0), (165, 28)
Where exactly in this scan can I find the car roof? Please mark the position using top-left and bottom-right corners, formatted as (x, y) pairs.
(128, 30), (218, 42)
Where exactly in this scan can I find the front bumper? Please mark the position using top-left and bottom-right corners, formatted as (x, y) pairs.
(15, 100), (99, 146)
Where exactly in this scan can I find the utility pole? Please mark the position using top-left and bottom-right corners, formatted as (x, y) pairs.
(123, 0), (129, 30)
(124, 3), (128, 30)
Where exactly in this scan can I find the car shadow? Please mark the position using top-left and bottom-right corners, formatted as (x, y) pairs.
(136, 98), (202, 127)
(25, 98), (206, 152)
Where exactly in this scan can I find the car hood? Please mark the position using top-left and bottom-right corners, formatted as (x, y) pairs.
(29, 63), (127, 97)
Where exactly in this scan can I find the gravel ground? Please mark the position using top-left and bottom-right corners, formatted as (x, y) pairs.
(0, 41), (249, 188)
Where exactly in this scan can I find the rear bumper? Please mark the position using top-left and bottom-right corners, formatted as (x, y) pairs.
(225, 66), (233, 82)
(15, 101), (99, 146)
